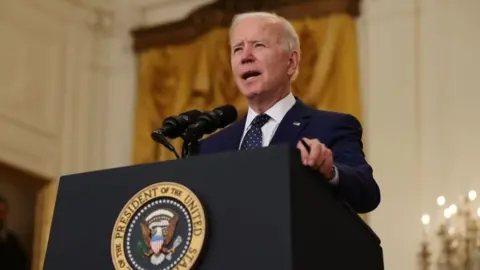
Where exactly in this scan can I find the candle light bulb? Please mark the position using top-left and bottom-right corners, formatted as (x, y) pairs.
(444, 208), (452, 219)
(469, 190), (477, 201)
(421, 214), (430, 242)
(449, 204), (457, 215)
(477, 208), (480, 217)
(437, 196), (446, 206)
(421, 214), (430, 225)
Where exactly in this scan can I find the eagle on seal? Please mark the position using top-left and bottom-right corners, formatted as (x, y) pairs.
(140, 209), (180, 265)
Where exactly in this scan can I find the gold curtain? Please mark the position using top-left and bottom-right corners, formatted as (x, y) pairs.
(133, 13), (362, 164)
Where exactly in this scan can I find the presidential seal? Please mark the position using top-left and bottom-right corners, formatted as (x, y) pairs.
(111, 182), (206, 270)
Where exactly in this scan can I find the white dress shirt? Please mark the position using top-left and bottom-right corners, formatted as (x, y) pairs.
(239, 92), (339, 185)
(240, 93), (296, 147)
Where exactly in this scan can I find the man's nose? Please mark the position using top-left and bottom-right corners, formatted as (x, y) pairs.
(241, 47), (255, 64)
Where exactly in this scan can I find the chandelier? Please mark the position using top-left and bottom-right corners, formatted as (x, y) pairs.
(419, 190), (480, 270)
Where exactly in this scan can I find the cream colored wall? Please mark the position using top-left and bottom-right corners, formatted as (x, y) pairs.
(0, 0), (211, 267)
(0, 0), (141, 268)
(0, 0), (211, 174)
(358, 0), (480, 269)
(0, 0), (145, 172)
(2, 0), (103, 176)
(138, 0), (215, 26)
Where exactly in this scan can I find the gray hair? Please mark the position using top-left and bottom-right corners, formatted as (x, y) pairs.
(230, 12), (301, 81)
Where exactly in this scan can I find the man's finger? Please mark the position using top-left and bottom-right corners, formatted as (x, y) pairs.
(302, 138), (325, 167)
(319, 149), (333, 178)
(314, 144), (329, 169)
(296, 141), (309, 165)
(301, 137), (318, 146)
(308, 143), (323, 167)
(316, 146), (327, 167)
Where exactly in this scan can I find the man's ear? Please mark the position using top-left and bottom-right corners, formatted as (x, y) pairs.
(287, 50), (300, 76)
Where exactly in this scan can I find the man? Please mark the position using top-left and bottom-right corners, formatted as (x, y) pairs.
(0, 196), (29, 270)
(198, 12), (380, 214)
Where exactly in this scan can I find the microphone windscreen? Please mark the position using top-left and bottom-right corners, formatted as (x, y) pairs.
(213, 105), (237, 128)
(181, 109), (202, 122)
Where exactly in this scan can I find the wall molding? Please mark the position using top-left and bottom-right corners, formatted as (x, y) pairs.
(131, 0), (361, 52)
(0, 0), (114, 178)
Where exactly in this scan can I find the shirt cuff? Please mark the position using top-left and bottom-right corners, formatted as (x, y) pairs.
(328, 165), (339, 186)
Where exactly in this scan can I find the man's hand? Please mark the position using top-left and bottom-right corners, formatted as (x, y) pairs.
(296, 138), (334, 180)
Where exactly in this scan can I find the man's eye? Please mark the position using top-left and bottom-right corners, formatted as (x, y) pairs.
(255, 43), (265, 47)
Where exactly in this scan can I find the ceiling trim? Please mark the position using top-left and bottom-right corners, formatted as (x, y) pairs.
(131, 0), (361, 52)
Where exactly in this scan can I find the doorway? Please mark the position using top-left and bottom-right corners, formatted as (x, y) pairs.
(0, 161), (49, 270)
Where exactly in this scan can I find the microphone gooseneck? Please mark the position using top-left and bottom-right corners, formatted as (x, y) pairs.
(151, 109), (202, 159)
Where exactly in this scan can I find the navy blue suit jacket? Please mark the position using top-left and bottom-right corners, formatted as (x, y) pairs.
(198, 99), (381, 213)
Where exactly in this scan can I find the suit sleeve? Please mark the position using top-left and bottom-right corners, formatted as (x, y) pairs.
(329, 114), (381, 214)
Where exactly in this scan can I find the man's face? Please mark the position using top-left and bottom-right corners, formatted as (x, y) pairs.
(0, 202), (7, 229)
(230, 17), (296, 99)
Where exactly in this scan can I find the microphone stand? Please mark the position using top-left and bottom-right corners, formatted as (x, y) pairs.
(181, 139), (200, 158)
(181, 127), (202, 158)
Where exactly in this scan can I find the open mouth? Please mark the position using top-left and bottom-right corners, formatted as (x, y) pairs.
(241, 70), (261, 81)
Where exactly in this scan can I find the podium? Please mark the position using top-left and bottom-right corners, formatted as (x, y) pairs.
(43, 144), (383, 270)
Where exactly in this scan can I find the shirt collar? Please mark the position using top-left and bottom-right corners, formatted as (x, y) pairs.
(245, 92), (296, 128)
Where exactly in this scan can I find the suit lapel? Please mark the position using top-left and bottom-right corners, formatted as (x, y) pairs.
(220, 98), (313, 151)
(223, 115), (247, 151)
(270, 99), (313, 146)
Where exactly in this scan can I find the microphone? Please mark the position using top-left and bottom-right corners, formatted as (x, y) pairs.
(151, 109), (202, 159)
(151, 109), (202, 140)
(184, 105), (238, 140)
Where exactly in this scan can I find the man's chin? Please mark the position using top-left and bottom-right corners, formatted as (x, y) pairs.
(239, 86), (264, 99)
(244, 92), (267, 102)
